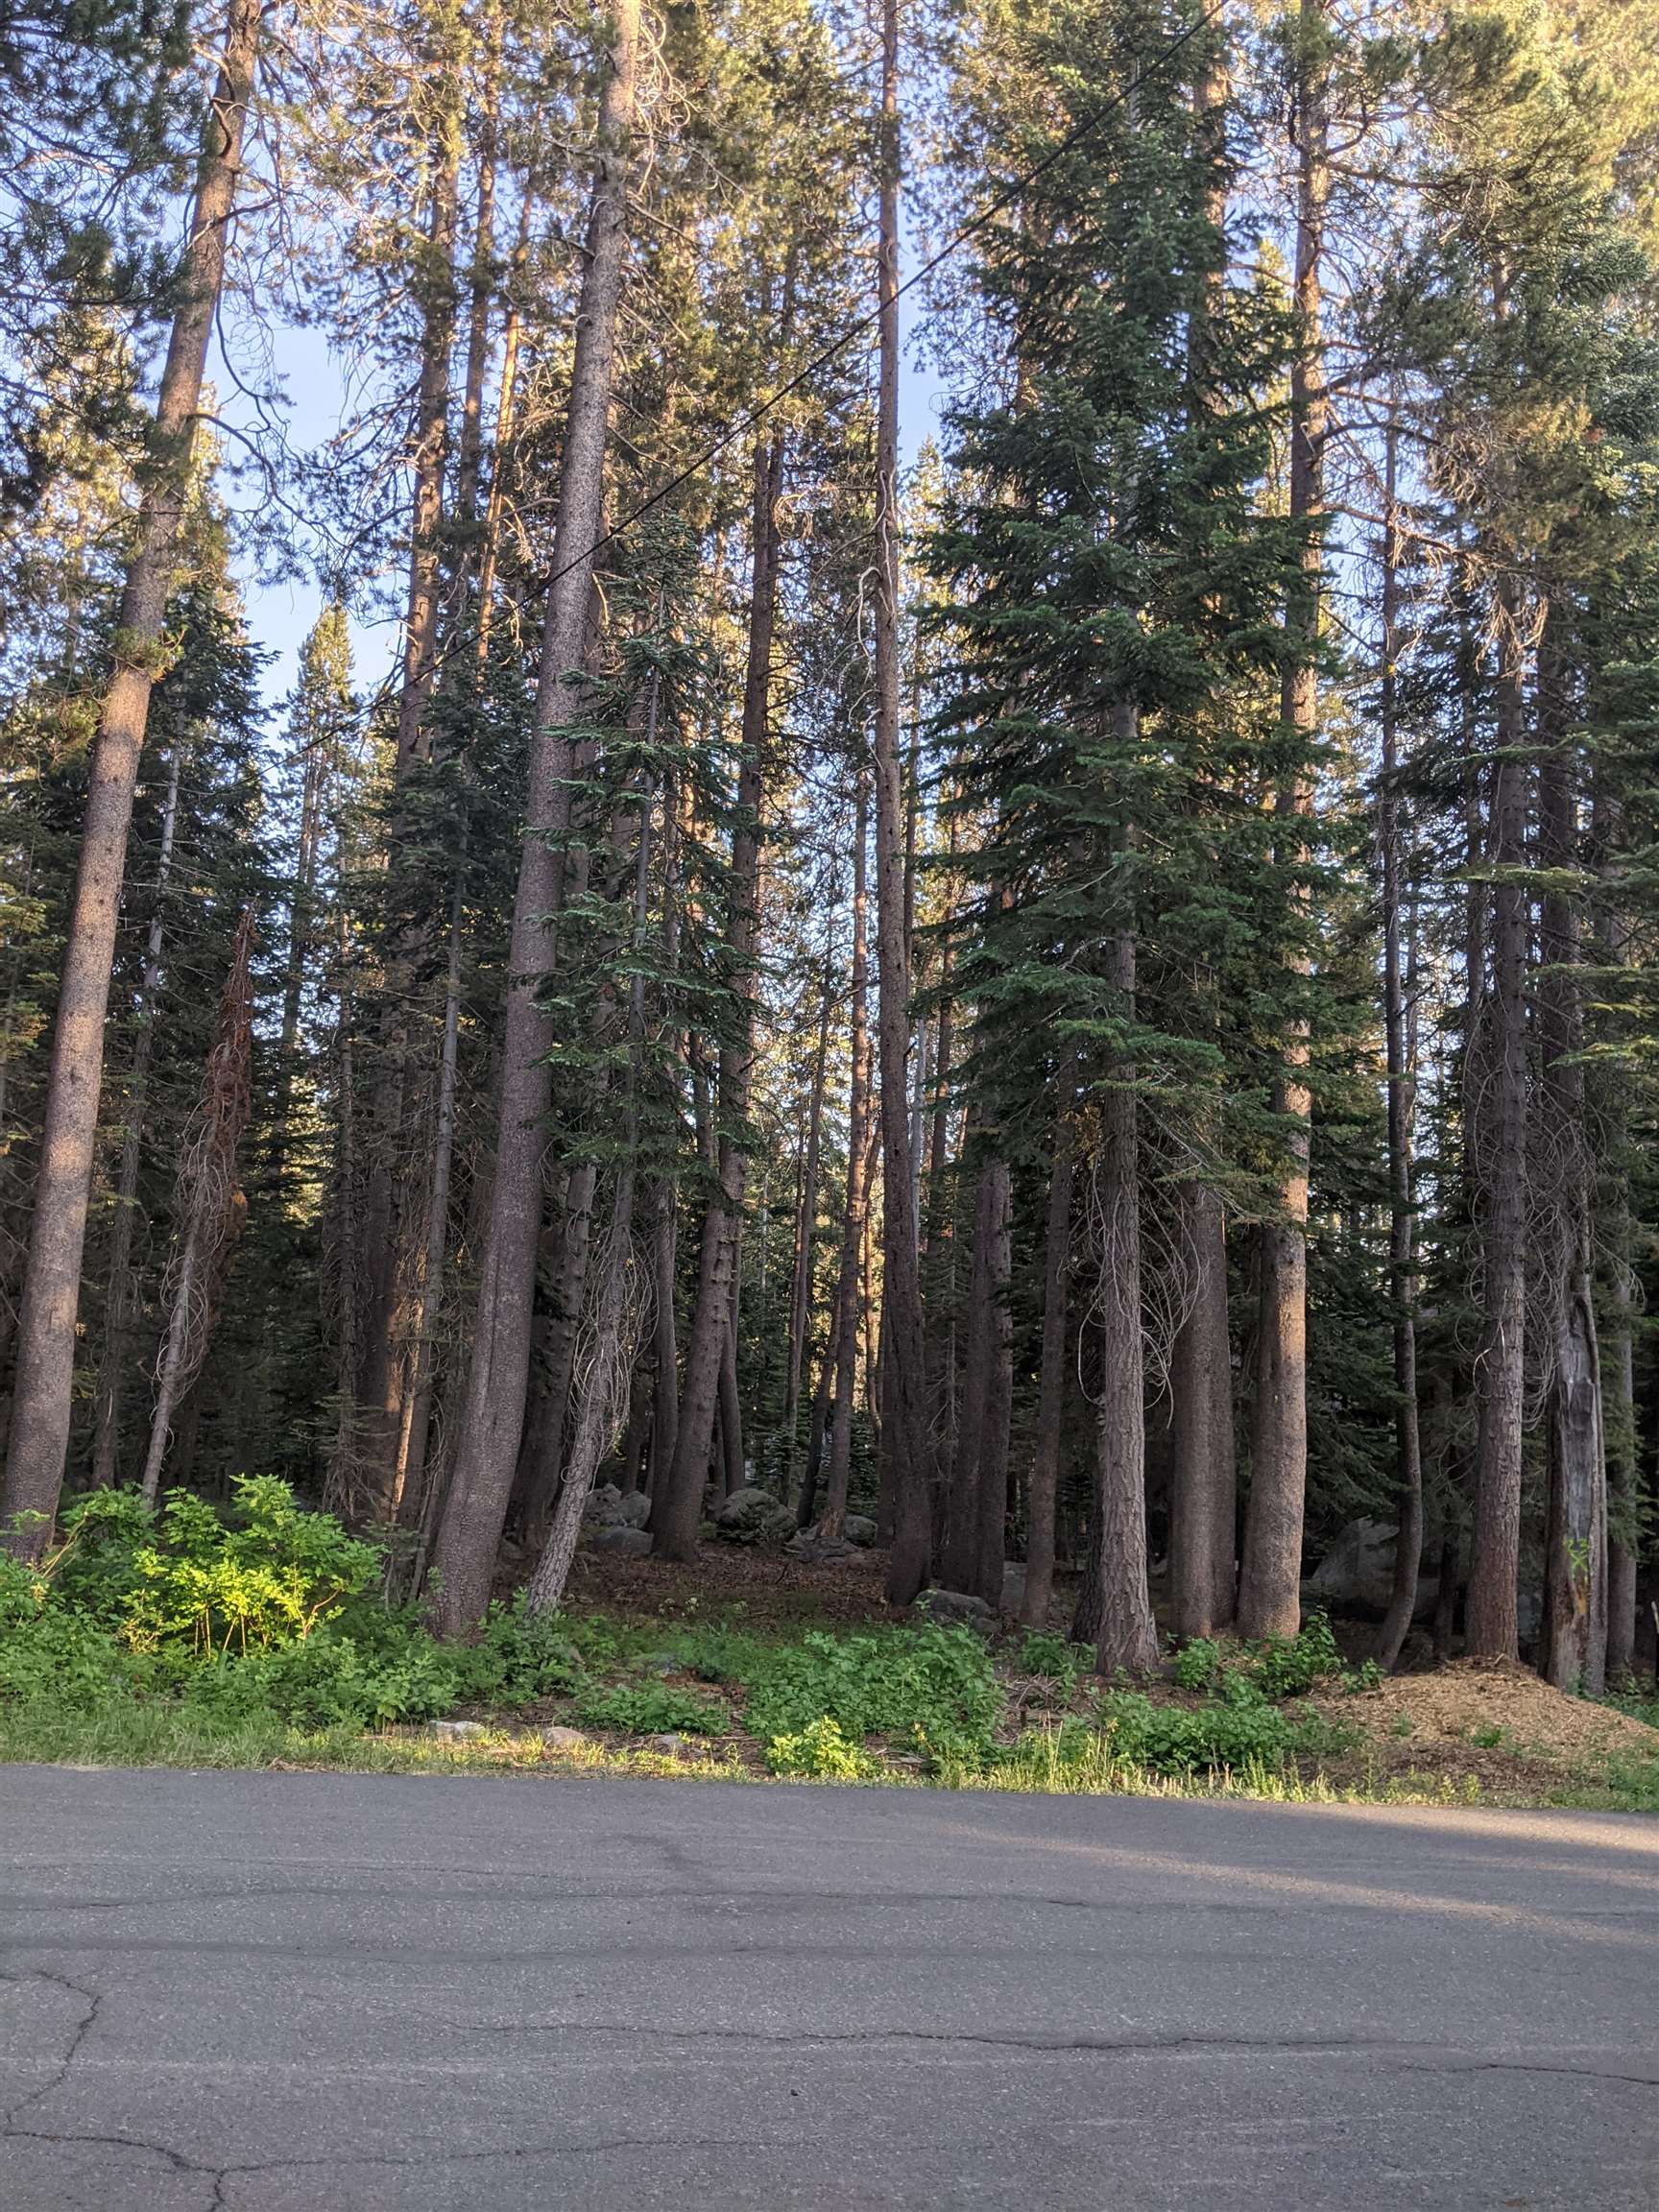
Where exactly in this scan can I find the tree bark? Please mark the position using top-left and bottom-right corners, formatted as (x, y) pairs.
(1465, 590), (1530, 1662)
(1537, 632), (1606, 1693)
(1021, 1108), (1073, 1631)
(428, 0), (639, 1635)
(2, 0), (262, 1555)
(1238, 0), (1326, 1639)
(1093, 912), (1158, 1676)
(1168, 1181), (1236, 1638)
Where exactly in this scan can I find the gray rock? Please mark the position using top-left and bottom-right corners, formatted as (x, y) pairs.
(914, 1588), (997, 1635)
(649, 1734), (688, 1757)
(843, 1514), (878, 1548)
(589, 1526), (653, 1557)
(541, 1725), (589, 1752)
(1303, 1519), (1438, 1623)
(787, 1526), (857, 1565)
(582, 1482), (626, 1527)
(430, 1719), (486, 1741)
(712, 1485), (795, 1547)
(615, 1490), (651, 1527)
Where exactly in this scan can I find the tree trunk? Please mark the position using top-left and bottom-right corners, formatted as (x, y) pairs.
(1537, 634), (1605, 1693)
(140, 908), (256, 1503)
(1377, 425), (1423, 1672)
(1021, 1109), (1073, 1631)
(2, 0), (262, 1556)
(972, 1153), (1013, 1607)
(428, 0), (639, 1636)
(91, 738), (184, 1489)
(1465, 594), (1530, 1662)
(1093, 913), (1158, 1676)
(391, 878), (464, 1524)
(1238, 0), (1326, 1640)
(783, 954), (833, 1489)
(652, 432), (784, 1559)
(821, 773), (870, 1541)
(1168, 1181), (1236, 1638)
(872, 0), (929, 1602)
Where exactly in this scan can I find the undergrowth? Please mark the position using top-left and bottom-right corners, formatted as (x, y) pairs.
(3, 1482), (1654, 1810)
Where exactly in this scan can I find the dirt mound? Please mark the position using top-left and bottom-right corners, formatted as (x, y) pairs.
(1314, 1657), (1659, 1799)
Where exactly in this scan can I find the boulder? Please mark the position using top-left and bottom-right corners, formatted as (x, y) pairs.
(589, 1526), (653, 1557)
(843, 1514), (878, 1549)
(614, 1490), (651, 1527)
(786, 1528), (857, 1566)
(1303, 1519), (1438, 1623)
(712, 1485), (795, 1547)
(914, 1587), (997, 1635)
(430, 1719), (485, 1741)
(582, 1482), (626, 1527)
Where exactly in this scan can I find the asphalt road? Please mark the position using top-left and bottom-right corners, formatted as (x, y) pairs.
(0, 1768), (1655, 2211)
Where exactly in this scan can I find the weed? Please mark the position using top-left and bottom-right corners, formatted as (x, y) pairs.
(572, 1682), (727, 1736)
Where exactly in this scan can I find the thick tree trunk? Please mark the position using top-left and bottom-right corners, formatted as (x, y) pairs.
(524, 1164), (638, 1615)
(1465, 606), (1530, 1662)
(1238, 0), (1325, 1641)
(972, 1153), (1013, 1606)
(1537, 639), (1606, 1693)
(872, 0), (929, 1602)
(652, 433), (784, 1558)
(1377, 430), (1423, 1673)
(1093, 918), (1158, 1676)
(428, 1), (639, 1636)
(1021, 1110), (1073, 1631)
(91, 739), (184, 1489)
(2, 0), (262, 1555)
(1168, 1181), (1236, 1638)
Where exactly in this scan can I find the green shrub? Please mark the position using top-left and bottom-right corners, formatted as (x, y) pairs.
(573, 1681), (726, 1736)
(742, 1626), (1003, 1761)
(1097, 1682), (1337, 1776)
(53, 1478), (380, 1656)
(443, 1597), (583, 1707)
(1017, 1631), (1090, 1693)
(0, 1555), (133, 1712)
(1170, 1637), (1223, 1692)
(766, 1716), (881, 1780)
(1247, 1615), (1344, 1699)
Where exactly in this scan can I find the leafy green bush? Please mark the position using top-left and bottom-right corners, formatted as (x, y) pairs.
(743, 1626), (1003, 1762)
(1247, 1615), (1344, 1699)
(1017, 1632), (1091, 1693)
(573, 1681), (726, 1736)
(766, 1716), (882, 1780)
(0, 1554), (134, 1712)
(443, 1598), (583, 1706)
(1170, 1637), (1223, 1692)
(1098, 1681), (1338, 1776)
(54, 1479), (380, 1655)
